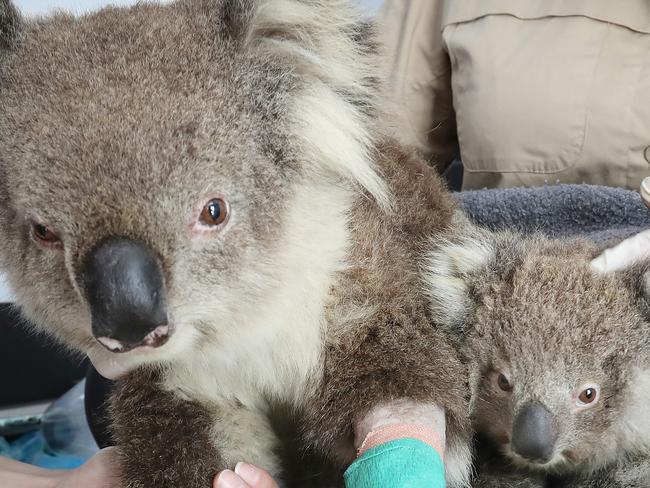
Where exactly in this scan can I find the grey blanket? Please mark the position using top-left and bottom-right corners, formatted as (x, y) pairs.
(454, 184), (650, 245)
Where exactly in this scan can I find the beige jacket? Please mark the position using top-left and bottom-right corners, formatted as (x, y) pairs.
(379, 0), (650, 190)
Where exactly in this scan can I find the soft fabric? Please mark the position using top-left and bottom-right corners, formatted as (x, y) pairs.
(0, 432), (85, 470)
(379, 0), (650, 190)
(455, 184), (650, 244)
(344, 438), (446, 488)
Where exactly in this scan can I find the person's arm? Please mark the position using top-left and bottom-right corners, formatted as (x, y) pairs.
(0, 448), (120, 488)
(377, 0), (458, 172)
(0, 456), (58, 488)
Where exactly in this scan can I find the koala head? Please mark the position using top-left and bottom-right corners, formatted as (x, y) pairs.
(425, 225), (650, 475)
(0, 0), (389, 367)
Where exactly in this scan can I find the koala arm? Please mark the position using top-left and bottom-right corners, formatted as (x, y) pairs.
(304, 308), (472, 487)
(353, 400), (446, 451)
(299, 143), (472, 484)
(109, 368), (223, 488)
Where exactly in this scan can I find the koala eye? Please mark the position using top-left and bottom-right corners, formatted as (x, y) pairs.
(198, 198), (229, 227)
(497, 372), (513, 392)
(31, 223), (62, 248)
(576, 385), (600, 408)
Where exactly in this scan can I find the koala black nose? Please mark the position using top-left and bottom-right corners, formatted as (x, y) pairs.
(82, 239), (168, 350)
(511, 402), (557, 463)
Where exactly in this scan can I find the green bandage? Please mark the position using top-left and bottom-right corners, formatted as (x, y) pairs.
(344, 438), (446, 488)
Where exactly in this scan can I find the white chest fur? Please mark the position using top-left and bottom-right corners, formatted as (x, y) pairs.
(162, 181), (354, 412)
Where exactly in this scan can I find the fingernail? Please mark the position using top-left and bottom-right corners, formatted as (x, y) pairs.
(216, 469), (248, 488)
(235, 462), (261, 484)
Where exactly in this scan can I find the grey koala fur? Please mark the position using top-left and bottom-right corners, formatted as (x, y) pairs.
(0, 0), (472, 486)
(470, 439), (650, 488)
(425, 221), (650, 487)
(556, 456), (650, 488)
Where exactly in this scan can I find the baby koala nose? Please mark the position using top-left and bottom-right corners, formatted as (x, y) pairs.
(511, 402), (557, 463)
(82, 238), (169, 352)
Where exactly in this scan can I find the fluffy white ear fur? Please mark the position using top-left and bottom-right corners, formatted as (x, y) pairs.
(423, 220), (496, 332)
(591, 230), (650, 274)
(245, 0), (392, 210)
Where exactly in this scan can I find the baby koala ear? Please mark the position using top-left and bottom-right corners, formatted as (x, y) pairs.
(590, 230), (650, 275)
(424, 219), (499, 334)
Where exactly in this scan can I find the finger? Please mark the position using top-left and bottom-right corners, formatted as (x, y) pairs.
(234, 463), (280, 488)
(591, 229), (650, 274)
(642, 177), (650, 208)
(214, 469), (252, 488)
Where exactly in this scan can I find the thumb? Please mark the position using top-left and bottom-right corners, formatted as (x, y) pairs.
(591, 229), (650, 274)
(641, 177), (650, 209)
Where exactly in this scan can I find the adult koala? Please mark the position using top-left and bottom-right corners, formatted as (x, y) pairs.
(0, 0), (471, 486)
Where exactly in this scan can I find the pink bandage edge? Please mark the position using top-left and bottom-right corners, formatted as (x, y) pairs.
(357, 423), (445, 459)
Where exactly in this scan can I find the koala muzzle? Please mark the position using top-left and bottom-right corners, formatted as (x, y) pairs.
(511, 402), (557, 463)
(82, 239), (169, 353)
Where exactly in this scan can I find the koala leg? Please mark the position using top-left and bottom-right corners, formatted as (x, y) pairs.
(109, 369), (283, 488)
(210, 403), (284, 480)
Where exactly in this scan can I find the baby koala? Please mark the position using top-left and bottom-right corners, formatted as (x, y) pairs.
(425, 224), (650, 487)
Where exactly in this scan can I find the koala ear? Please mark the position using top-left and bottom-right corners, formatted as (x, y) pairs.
(591, 230), (650, 275)
(0, 0), (20, 51)
(424, 220), (501, 334)
(219, 0), (391, 209)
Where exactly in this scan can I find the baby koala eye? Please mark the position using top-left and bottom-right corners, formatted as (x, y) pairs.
(497, 372), (513, 392)
(198, 198), (229, 227)
(31, 222), (62, 248)
(576, 385), (600, 408)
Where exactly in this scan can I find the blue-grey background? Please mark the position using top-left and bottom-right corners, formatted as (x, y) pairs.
(14, 0), (383, 16)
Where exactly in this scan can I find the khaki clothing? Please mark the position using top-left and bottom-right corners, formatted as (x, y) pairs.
(379, 0), (650, 190)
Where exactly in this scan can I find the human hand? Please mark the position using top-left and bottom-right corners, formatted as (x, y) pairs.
(590, 228), (650, 273)
(591, 177), (650, 274)
(214, 463), (279, 488)
(87, 335), (282, 488)
(0, 448), (120, 488)
(53, 448), (121, 488)
(209, 401), (448, 488)
(2, 450), (282, 488)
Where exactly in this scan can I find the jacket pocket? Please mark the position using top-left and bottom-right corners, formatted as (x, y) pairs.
(443, 14), (607, 174)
